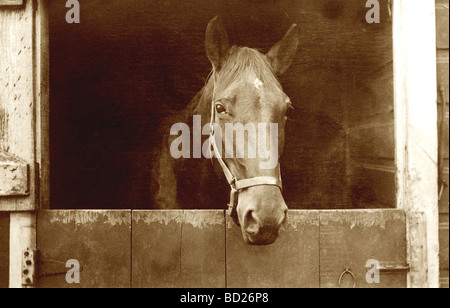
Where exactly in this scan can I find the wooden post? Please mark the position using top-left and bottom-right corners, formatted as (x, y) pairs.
(9, 212), (35, 288)
(0, 0), (35, 211)
(0, 0), (48, 287)
(393, 0), (440, 287)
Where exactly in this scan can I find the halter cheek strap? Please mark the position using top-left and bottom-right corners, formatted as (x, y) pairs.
(208, 73), (282, 222)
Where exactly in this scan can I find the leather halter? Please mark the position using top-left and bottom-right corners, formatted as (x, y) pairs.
(208, 73), (283, 221)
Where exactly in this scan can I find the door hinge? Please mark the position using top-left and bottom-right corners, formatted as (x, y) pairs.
(22, 248), (84, 287)
(22, 249), (36, 287)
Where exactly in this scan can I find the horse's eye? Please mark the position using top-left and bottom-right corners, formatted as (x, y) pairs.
(215, 104), (227, 114)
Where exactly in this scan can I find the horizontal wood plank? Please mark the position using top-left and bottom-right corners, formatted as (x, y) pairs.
(320, 210), (407, 288)
(34, 210), (408, 288)
(132, 210), (225, 288)
(226, 211), (320, 288)
(37, 210), (131, 288)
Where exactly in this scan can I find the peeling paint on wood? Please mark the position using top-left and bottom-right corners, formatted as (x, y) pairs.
(406, 211), (428, 288)
(393, 0), (440, 287)
(47, 210), (130, 227)
(320, 210), (407, 288)
(133, 210), (225, 228)
(0, 0), (35, 211)
(0, 161), (28, 196)
(320, 209), (405, 230)
(36, 210), (409, 288)
(285, 210), (320, 229)
(37, 210), (131, 288)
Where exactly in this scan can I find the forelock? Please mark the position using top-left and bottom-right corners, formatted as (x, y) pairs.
(214, 47), (281, 93)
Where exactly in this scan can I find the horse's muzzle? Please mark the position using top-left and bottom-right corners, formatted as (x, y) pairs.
(237, 186), (288, 245)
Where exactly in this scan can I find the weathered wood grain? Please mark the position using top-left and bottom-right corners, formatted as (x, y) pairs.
(0, 0), (35, 211)
(436, 0), (449, 288)
(36, 210), (131, 288)
(132, 210), (225, 288)
(436, 2), (449, 49)
(393, 0), (440, 287)
(35, 0), (50, 209)
(34, 209), (411, 288)
(9, 212), (35, 288)
(0, 154), (29, 196)
(320, 210), (407, 288)
(439, 216), (449, 272)
(226, 211), (320, 288)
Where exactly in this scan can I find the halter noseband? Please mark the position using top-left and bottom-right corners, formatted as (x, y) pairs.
(208, 72), (283, 222)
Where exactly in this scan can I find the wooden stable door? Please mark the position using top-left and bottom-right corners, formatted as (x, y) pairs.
(36, 209), (407, 288)
(0, 0), (439, 288)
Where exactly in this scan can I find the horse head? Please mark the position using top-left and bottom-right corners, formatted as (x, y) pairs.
(205, 16), (299, 245)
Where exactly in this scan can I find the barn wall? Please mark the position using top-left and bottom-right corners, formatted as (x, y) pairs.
(47, 0), (394, 210)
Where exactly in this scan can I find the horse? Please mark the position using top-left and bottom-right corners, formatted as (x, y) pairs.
(154, 16), (299, 245)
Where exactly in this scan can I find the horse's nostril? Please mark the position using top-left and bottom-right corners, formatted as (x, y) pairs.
(244, 210), (260, 235)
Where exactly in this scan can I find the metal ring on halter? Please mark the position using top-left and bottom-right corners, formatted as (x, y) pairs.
(338, 268), (356, 288)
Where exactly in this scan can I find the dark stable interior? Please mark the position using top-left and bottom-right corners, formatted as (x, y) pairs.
(49, 0), (394, 209)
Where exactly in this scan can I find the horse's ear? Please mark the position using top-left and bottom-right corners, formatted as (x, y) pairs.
(205, 16), (230, 71)
(267, 24), (299, 75)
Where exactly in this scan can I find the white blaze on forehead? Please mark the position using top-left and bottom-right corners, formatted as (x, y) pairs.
(253, 78), (263, 89)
